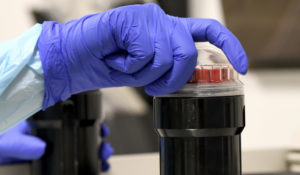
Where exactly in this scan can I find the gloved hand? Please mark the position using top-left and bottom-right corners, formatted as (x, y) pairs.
(0, 121), (114, 172)
(38, 3), (248, 109)
(0, 121), (46, 164)
(99, 123), (114, 172)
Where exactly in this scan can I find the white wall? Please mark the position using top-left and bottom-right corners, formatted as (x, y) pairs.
(240, 70), (300, 173)
(0, 0), (40, 41)
(188, 0), (225, 24)
(0, 0), (109, 41)
(241, 70), (300, 150)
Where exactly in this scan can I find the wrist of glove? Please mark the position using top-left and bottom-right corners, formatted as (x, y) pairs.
(38, 3), (248, 109)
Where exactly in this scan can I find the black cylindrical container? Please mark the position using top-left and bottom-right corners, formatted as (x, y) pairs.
(154, 43), (245, 175)
(30, 90), (101, 175)
(154, 96), (245, 175)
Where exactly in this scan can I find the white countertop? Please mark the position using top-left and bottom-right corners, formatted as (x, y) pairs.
(0, 153), (159, 175)
(0, 150), (291, 175)
(103, 153), (159, 175)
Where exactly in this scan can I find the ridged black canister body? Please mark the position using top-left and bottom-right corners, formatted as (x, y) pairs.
(31, 90), (101, 175)
(154, 95), (245, 175)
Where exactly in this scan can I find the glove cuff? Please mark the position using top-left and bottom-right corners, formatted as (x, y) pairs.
(38, 21), (72, 109)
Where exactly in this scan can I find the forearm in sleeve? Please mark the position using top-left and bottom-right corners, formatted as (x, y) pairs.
(0, 24), (44, 134)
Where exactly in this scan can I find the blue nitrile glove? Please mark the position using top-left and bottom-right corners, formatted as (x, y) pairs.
(0, 121), (113, 172)
(38, 3), (248, 109)
(99, 123), (114, 172)
(0, 121), (46, 164)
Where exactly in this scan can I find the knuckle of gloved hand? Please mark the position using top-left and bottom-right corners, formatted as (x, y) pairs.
(207, 18), (222, 27)
(178, 46), (198, 61)
(216, 33), (229, 47)
(146, 3), (163, 11)
(156, 55), (173, 70)
(206, 19), (224, 35)
(145, 3), (166, 17)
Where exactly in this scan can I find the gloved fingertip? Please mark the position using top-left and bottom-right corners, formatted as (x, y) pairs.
(99, 142), (114, 160)
(233, 55), (248, 75)
(101, 160), (110, 172)
(145, 84), (170, 97)
(30, 138), (47, 159)
(100, 123), (110, 137)
(6, 135), (47, 160)
(240, 58), (249, 75)
(239, 67), (248, 75)
(105, 53), (127, 73)
(145, 83), (177, 97)
(144, 87), (157, 97)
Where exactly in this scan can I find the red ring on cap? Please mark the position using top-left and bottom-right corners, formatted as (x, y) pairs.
(188, 65), (234, 84)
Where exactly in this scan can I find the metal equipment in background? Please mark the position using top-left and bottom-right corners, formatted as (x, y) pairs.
(30, 90), (102, 175)
(223, 0), (300, 69)
(154, 43), (245, 175)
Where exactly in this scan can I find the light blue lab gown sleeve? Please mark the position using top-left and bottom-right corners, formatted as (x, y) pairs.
(0, 24), (44, 134)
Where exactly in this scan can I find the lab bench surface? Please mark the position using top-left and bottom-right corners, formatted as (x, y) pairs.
(0, 152), (299, 175)
(0, 153), (159, 175)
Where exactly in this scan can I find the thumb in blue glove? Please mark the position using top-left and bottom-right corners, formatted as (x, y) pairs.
(0, 121), (46, 164)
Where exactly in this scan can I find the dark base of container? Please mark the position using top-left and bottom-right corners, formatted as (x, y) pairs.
(154, 95), (245, 175)
(30, 121), (99, 175)
(160, 136), (241, 175)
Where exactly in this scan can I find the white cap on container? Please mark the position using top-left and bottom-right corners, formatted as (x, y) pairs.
(166, 42), (244, 97)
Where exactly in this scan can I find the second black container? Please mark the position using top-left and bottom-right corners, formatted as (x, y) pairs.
(30, 90), (102, 175)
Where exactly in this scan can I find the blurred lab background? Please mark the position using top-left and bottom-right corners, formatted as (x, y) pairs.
(1, 0), (300, 174)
